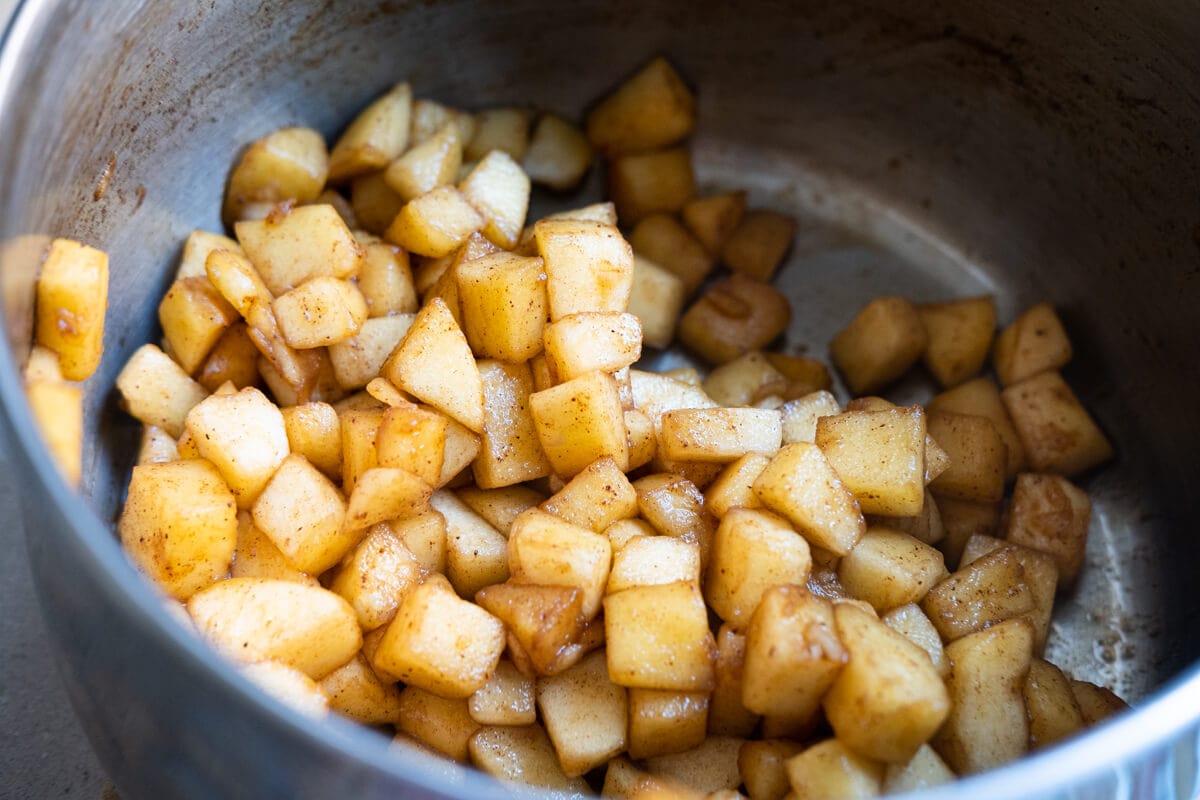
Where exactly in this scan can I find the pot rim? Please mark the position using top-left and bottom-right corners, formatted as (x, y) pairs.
(0, 1), (1196, 798)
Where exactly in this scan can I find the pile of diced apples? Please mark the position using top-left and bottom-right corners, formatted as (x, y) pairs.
(24, 56), (1129, 800)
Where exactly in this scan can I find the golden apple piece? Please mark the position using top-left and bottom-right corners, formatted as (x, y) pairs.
(537, 650), (628, 777)
(34, 238), (109, 381)
(469, 724), (590, 793)
(816, 406), (927, 517)
(682, 191), (747, 257)
(26, 377), (83, 487)
(382, 296), (484, 433)
(385, 185), (484, 258)
(119, 459), (238, 600)
(459, 149), (530, 249)
(539, 455), (638, 533)
(320, 654), (404, 726)
(395, 686), (479, 763)
(475, 360), (553, 488)
(678, 274), (791, 365)
(429, 489), (509, 599)
(609, 146), (695, 225)
(184, 386), (289, 509)
(741, 585), (844, 720)
(534, 218), (634, 321)
(586, 55), (695, 155)
(223, 126), (327, 224)
(785, 739), (883, 798)
(456, 251), (547, 362)
(721, 209), (796, 283)
(523, 113), (593, 191)
(530, 370), (629, 478)
(916, 295), (997, 388)
(465, 107), (530, 162)
(829, 295), (927, 395)
(1002, 370), (1114, 477)
(994, 302), (1073, 387)
(627, 254), (687, 350)
(274, 276), (368, 349)
(933, 618), (1034, 774)
(752, 442), (865, 556)
(705, 508), (811, 624)
(373, 574), (504, 698)
(188, 577), (361, 679)
(384, 120), (461, 202)
(823, 603), (951, 764)
(328, 82), (412, 182)
(251, 453), (357, 575)
(604, 581), (716, 692)
(158, 276), (239, 374)
(236, 203), (365, 295)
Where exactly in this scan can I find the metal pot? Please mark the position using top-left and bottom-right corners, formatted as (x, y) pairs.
(1, 1), (1197, 797)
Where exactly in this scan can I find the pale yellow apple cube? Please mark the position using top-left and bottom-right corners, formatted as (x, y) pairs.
(839, 527), (948, 613)
(823, 603), (951, 763)
(543, 312), (642, 382)
(585, 56), (695, 155)
(660, 407), (782, 464)
(274, 276), (368, 349)
(184, 386), (289, 508)
(328, 82), (412, 182)
(223, 127), (327, 224)
(629, 214), (714, 295)
(705, 508), (811, 624)
(917, 295), (996, 388)
(509, 508), (612, 619)
(530, 370), (628, 477)
(385, 185), (484, 258)
(329, 522), (423, 631)
(829, 296), (927, 396)
(539, 455), (638, 533)
(608, 535), (701, 595)
(994, 302), (1073, 387)
(384, 120), (461, 201)
(26, 379), (83, 487)
(456, 251), (547, 362)
(34, 237), (109, 381)
(537, 650), (628, 776)
(236, 204), (365, 295)
(682, 191), (746, 257)
(251, 453), (355, 575)
(604, 581), (716, 692)
(1002, 370), (1114, 477)
(476, 360), (553, 488)
(374, 574), (505, 698)
(741, 586), (844, 719)
(627, 255), (687, 350)
(815, 406), (927, 517)
(157, 276), (238, 374)
(328, 314), (413, 391)
(188, 577), (360, 679)
(459, 149), (530, 249)
(535, 218), (634, 320)
(119, 459), (238, 600)
(786, 739), (883, 799)
(382, 296), (484, 433)
(752, 442), (865, 556)
(523, 113), (593, 191)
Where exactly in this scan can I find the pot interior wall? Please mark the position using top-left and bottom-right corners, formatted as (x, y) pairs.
(2, 0), (1198, 708)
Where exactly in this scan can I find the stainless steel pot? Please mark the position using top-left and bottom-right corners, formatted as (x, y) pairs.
(1, 1), (1198, 798)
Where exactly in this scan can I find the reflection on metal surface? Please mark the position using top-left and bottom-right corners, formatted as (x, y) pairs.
(0, 233), (48, 357)
(0, 0), (1196, 798)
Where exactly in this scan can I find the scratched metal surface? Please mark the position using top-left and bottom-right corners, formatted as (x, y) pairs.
(0, 1), (110, 796)
(0, 1), (1197, 799)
